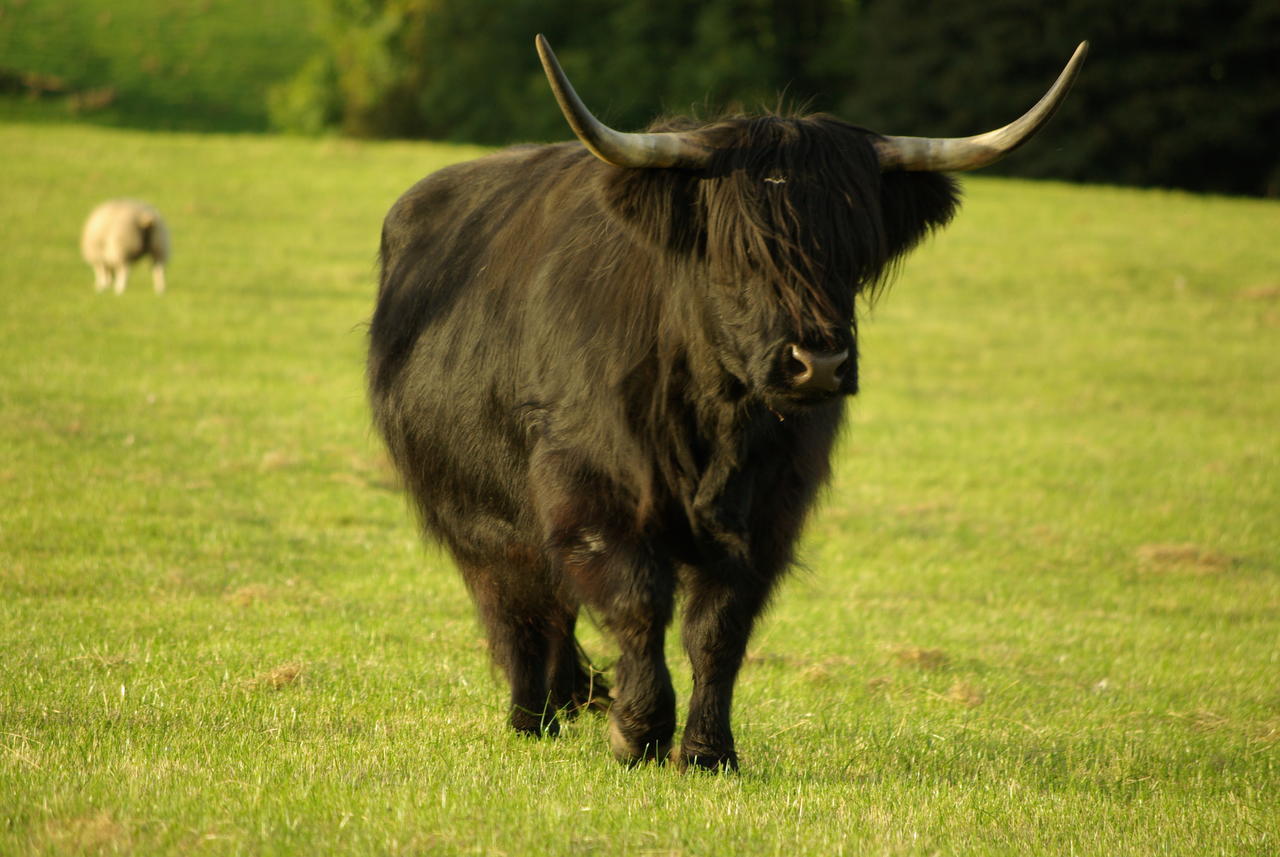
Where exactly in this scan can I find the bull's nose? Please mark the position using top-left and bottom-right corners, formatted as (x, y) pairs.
(784, 344), (849, 393)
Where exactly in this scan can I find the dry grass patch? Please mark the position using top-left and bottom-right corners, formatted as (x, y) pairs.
(1238, 284), (1280, 301)
(1168, 708), (1231, 733)
(67, 652), (128, 668)
(224, 583), (274, 606)
(242, 662), (305, 691)
(745, 651), (858, 683)
(258, 449), (298, 471)
(798, 656), (857, 683)
(1253, 720), (1280, 746)
(1136, 543), (1233, 575)
(4, 736), (42, 770)
(1166, 710), (1280, 745)
(332, 449), (401, 491)
(944, 681), (986, 708)
(895, 501), (951, 516)
(891, 647), (950, 671)
(43, 812), (132, 854)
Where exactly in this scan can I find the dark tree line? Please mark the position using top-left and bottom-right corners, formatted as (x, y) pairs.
(839, 0), (1280, 196)
(271, 0), (1280, 196)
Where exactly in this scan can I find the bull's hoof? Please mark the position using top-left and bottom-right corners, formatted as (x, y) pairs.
(510, 707), (559, 738)
(672, 745), (739, 773)
(608, 717), (671, 766)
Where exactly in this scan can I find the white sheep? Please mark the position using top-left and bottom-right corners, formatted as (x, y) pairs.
(80, 200), (170, 295)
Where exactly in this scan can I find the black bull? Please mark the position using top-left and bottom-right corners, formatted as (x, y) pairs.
(368, 37), (1086, 770)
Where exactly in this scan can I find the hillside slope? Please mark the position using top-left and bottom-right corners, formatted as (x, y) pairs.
(0, 0), (315, 130)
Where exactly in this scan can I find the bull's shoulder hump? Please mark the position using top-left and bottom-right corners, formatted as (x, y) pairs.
(383, 142), (592, 238)
(393, 142), (586, 202)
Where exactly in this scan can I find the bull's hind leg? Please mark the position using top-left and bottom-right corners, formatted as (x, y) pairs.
(545, 611), (610, 717)
(460, 560), (567, 736)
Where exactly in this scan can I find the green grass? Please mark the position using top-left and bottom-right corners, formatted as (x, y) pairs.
(0, 0), (315, 131)
(2, 122), (1277, 856)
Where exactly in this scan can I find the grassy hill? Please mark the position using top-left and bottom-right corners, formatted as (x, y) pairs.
(0, 0), (315, 130)
(1, 122), (1277, 855)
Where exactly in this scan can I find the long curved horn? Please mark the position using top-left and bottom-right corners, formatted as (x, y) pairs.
(536, 34), (713, 169)
(874, 41), (1089, 172)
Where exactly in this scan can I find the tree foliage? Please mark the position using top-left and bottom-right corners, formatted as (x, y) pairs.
(840, 0), (1280, 197)
(272, 0), (1280, 196)
(270, 0), (858, 140)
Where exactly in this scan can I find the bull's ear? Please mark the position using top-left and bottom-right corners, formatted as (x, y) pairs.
(596, 168), (703, 255)
(878, 171), (960, 261)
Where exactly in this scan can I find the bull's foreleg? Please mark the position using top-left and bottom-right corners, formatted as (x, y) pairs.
(607, 593), (676, 765)
(677, 574), (771, 771)
(532, 448), (676, 765)
(563, 542), (677, 765)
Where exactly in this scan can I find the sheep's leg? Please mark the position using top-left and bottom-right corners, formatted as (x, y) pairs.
(112, 265), (128, 295)
(93, 263), (110, 292)
(152, 263), (166, 295)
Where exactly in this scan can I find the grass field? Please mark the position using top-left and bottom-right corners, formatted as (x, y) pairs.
(0, 0), (315, 131)
(1, 122), (1277, 855)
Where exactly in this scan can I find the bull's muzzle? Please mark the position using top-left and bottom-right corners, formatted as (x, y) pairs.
(784, 343), (849, 394)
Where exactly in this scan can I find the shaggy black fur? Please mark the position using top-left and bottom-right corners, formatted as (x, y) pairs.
(369, 113), (959, 770)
